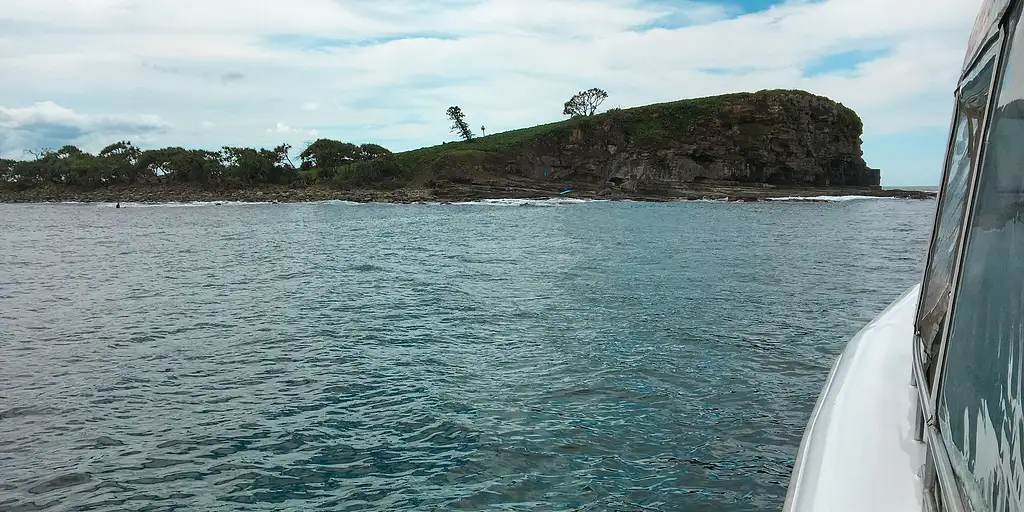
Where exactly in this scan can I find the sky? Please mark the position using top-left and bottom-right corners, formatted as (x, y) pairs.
(0, 0), (985, 186)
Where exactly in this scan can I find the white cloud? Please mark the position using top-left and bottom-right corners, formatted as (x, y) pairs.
(0, 102), (168, 133)
(271, 122), (295, 134)
(0, 0), (982, 182)
(266, 121), (320, 140)
(0, 101), (169, 157)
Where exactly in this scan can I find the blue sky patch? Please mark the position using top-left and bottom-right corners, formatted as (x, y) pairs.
(637, 0), (787, 30)
(863, 127), (948, 186)
(262, 34), (349, 51)
(699, 66), (760, 75)
(724, 0), (789, 14)
(803, 48), (892, 77)
(263, 33), (456, 52)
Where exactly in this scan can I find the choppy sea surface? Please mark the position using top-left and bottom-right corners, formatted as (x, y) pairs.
(0, 197), (934, 511)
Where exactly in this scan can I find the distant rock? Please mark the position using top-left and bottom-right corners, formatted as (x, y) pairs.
(395, 89), (880, 196)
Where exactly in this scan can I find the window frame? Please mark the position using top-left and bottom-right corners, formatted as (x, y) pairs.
(913, 91), (962, 444)
(913, 22), (1012, 512)
(913, 90), (967, 390)
(930, 33), (1006, 410)
(914, 91), (966, 336)
(915, 36), (1006, 389)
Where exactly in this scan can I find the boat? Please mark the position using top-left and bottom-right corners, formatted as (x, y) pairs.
(784, 1), (1024, 510)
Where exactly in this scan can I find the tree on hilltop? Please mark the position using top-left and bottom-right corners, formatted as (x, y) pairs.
(299, 139), (359, 170)
(563, 88), (608, 117)
(446, 106), (474, 141)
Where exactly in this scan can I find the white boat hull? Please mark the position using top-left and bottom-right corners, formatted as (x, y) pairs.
(784, 286), (925, 512)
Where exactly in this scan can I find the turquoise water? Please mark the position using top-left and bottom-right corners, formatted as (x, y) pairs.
(0, 198), (934, 511)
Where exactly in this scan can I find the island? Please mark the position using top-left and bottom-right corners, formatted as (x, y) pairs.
(0, 89), (935, 204)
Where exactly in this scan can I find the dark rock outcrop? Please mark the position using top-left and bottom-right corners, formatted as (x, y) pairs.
(398, 89), (881, 196)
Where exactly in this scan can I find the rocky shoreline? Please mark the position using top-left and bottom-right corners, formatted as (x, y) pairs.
(0, 182), (935, 204)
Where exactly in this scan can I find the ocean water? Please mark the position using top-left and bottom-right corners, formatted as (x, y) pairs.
(0, 198), (934, 511)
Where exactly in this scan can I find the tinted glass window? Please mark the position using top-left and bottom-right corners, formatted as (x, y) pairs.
(939, 11), (1024, 511)
(918, 42), (999, 368)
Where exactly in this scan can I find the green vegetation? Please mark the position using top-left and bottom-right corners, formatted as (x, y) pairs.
(0, 89), (863, 194)
(836, 102), (864, 138)
(0, 139), (399, 192)
(395, 89), (864, 182)
(393, 90), (746, 181)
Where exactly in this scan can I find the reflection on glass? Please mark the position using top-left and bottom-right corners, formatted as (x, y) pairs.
(918, 43), (999, 380)
(939, 10), (1024, 511)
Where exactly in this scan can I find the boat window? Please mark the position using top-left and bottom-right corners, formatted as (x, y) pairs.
(917, 42), (1000, 378)
(939, 6), (1024, 510)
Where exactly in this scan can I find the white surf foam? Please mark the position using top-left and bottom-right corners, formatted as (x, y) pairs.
(449, 198), (603, 207)
(101, 200), (277, 208)
(768, 195), (895, 202)
(308, 199), (364, 206)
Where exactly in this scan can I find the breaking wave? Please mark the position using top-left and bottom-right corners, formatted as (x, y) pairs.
(448, 198), (603, 207)
(768, 195), (896, 202)
(100, 201), (279, 208)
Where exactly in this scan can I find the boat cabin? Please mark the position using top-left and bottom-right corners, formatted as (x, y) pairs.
(786, 0), (1024, 510)
(915, 0), (1024, 509)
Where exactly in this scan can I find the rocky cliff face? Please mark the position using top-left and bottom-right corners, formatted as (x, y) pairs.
(402, 89), (880, 193)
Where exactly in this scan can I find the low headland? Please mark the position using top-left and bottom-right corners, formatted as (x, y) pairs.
(0, 89), (935, 204)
